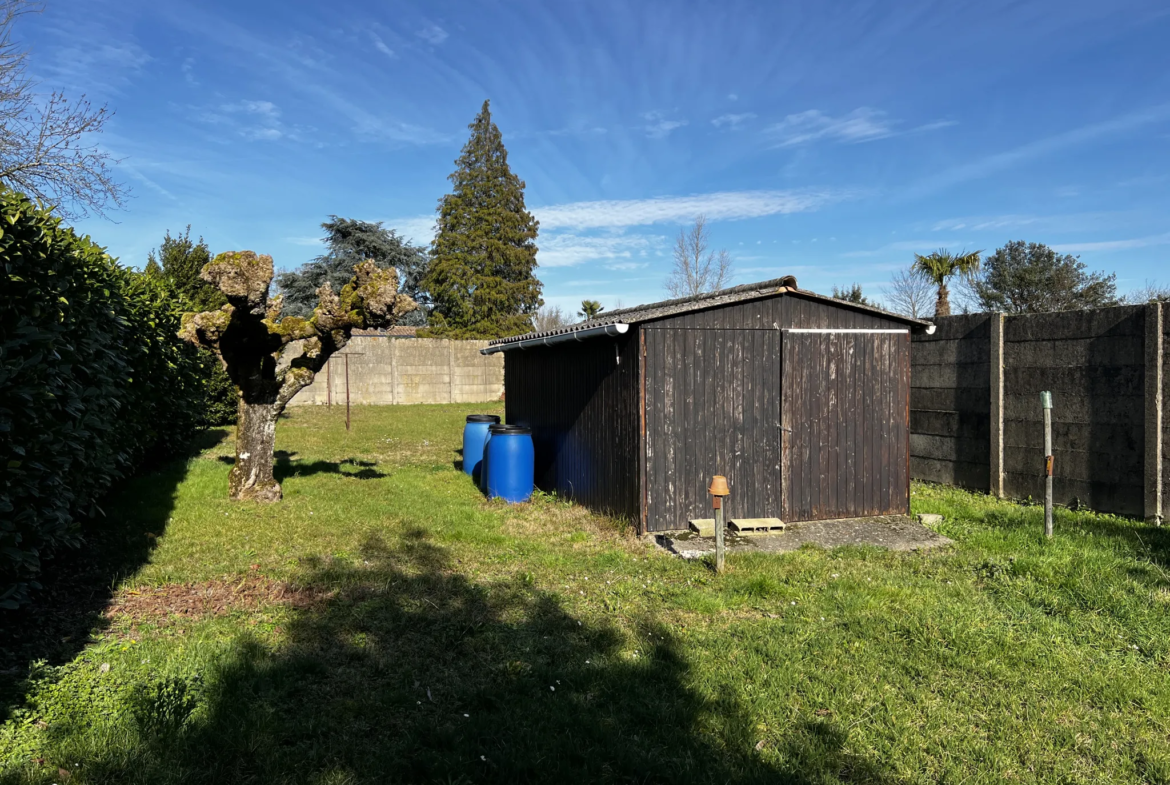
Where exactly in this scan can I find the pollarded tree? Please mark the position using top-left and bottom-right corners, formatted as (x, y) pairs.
(422, 99), (543, 338)
(180, 251), (416, 502)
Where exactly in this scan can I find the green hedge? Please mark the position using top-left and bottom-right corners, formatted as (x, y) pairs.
(0, 191), (207, 609)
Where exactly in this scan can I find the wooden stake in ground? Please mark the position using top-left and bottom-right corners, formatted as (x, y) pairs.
(1042, 390), (1054, 539)
(340, 351), (364, 432)
(709, 475), (730, 572)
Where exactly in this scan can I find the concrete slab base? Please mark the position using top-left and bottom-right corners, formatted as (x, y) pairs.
(657, 515), (953, 560)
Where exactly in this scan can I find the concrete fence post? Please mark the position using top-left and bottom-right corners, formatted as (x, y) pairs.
(990, 312), (1005, 498)
(390, 338), (399, 406)
(448, 341), (456, 404)
(1146, 302), (1164, 525)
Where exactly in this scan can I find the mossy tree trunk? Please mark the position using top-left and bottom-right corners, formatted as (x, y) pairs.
(179, 251), (416, 502)
(231, 398), (280, 501)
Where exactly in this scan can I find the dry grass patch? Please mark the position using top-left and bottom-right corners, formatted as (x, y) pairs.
(104, 574), (324, 629)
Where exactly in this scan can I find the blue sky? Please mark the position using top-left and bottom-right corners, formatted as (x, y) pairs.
(23, 0), (1170, 313)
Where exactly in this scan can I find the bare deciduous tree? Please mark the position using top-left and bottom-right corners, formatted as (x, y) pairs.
(883, 268), (936, 318)
(532, 304), (570, 332)
(180, 253), (417, 502)
(0, 0), (126, 218)
(664, 215), (734, 298)
(1122, 280), (1170, 304)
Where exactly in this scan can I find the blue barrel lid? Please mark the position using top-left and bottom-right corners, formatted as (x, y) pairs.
(489, 423), (531, 435)
(467, 414), (502, 423)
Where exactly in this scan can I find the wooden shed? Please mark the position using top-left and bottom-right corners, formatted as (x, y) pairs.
(483, 277), (932, 533)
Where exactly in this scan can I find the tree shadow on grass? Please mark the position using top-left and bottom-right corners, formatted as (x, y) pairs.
(47, 528), (898, 785)
(0, 428), (229, 723)
(215, 452), (389, 481)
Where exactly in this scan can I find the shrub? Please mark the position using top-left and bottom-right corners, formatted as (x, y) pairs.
(0, 190), (206, 608)
(201, 353), (238, 427)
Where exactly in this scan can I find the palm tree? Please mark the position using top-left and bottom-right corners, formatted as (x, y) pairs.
(912, 249), (982, 317)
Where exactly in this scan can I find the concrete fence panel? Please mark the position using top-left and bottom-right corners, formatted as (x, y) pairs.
(911, 303), (1165, 521)
(287, 336), (503, 406)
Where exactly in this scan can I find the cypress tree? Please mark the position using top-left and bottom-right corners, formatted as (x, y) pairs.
(422, 100), (543, 338)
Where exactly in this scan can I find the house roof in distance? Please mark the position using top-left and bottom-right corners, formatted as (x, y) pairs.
(487, 276), (932, 349)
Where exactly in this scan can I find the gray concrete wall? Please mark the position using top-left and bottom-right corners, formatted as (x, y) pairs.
(911, 304), (1165, 520)
(288, 337), (503, 406)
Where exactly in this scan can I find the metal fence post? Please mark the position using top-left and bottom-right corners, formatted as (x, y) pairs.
(1042, 390), (1053, 539)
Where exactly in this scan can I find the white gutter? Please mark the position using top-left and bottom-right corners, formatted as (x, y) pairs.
(481, 322), (630, 354)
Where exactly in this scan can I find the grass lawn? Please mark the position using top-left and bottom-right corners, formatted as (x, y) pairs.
(3, 403), (1170, 784)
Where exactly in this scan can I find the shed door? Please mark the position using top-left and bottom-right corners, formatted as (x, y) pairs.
(643, 328), (783, 532)
(781, 330), (910, 522)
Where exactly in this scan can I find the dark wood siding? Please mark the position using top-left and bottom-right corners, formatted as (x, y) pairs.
(657, 292), (906, 332)
(503, 290), (917, 532)
(781, 331), (911, 521)
(643, 328), (783, 532)
(504, 333), (640, 519)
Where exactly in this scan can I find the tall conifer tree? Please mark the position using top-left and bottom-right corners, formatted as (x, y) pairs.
(422, 100), (542, 338)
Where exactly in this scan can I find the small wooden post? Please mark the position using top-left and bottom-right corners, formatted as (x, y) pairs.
(709, 475), (730, 573)
(714, 499), (725, 572)
(1042, 390), (1053, 539)
(336, 351), (364, 431)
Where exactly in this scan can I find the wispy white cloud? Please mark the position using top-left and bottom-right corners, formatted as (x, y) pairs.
(415, 23), (449, 45)
(765, 109), (955, 147)
(370, 33), (396, 58)
(543, 126), (608, 137)
(168, 8), (449, 146)
(767, 108), (894, 147)
(913, 120), (959, 133)
(223, 100), (280, 118)
(929, 212), (1133, 234)
(41, 35), (151, 94)
(712, 112), (757, 130)
(1053, 232), (1170, 253)
(910, 104), (1170, 195)
(388, 189), (845, 268)
(535, 189), (843, 231)
(389, 216), (437, 244)
(728, 93), (739, 101)
(842, 239), (970, 258)
(181, 57), (198, 86)
(643, 111), (687, 139)
(212, 100), (286, 141)
(537, 233), (663, 268)
(932, 215), (1039, 232)
(285, 236), (324, 246)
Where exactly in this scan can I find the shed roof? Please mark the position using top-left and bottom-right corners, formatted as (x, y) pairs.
(487, 276), (932, 349)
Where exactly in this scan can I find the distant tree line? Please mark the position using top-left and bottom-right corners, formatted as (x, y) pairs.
(835, 240), (1166, 318)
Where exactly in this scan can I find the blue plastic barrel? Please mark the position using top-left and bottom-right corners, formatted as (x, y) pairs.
(463, 414), (501, 481)
(485, 424), (534, 503)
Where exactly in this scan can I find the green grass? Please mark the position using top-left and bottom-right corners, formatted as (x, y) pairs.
(3, 403), (1170, 784)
